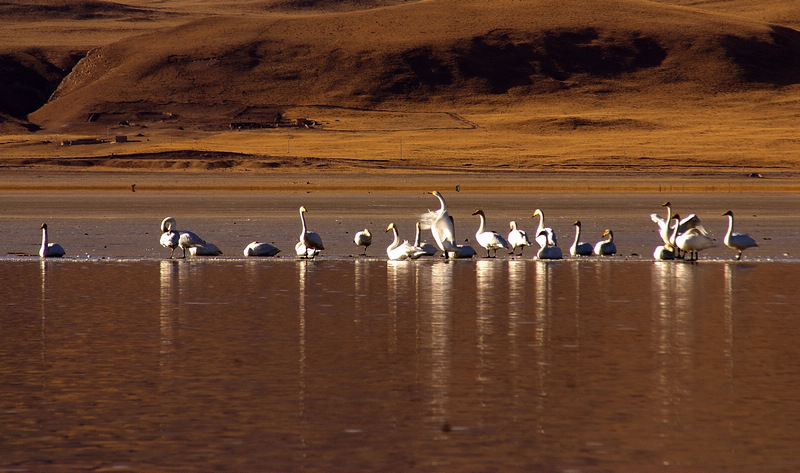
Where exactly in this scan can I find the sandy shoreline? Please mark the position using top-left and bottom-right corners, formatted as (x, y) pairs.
(2, 168), (800, 193)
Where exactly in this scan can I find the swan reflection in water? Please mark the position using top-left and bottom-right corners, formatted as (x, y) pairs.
(40, 260), (49, 395)
(507, 260), (527, 386)
(159, 260), (185, 373)
(475, 260), (500, 397)
(650, 261), (698, 452)
(386, 260), (414, 353)
(353, 258), (370, 322)
(423, 261), (454, 438)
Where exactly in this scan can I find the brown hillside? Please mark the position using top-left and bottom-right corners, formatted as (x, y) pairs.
(29, 0), (800, 130)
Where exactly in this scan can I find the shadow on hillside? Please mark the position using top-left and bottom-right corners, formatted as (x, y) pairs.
(723, 25), (800, 85)
(380, 28), (666, 95)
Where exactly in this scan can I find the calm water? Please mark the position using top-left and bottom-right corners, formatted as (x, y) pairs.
(2, 258), (800, 472)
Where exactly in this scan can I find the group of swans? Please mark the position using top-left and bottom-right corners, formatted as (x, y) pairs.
(40, 195), (759, 262)
(160, 206), (325, 259)
(651, 202), (758, 261)
(422, 192), (615, 260)
(160, 217), (222, 258)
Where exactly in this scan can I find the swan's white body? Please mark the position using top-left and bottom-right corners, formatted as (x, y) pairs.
(414, 221), (438, 256)
(536, 230), (563, 260)
(39, 223), (65, 258)
(472, 210), (510, 257)
(594, 229), (617, 256)
(421, 191), (456, 255)
(188, 242), (223, 256)
(447, 244), (477, 259)
(676, 228), (716, 261)
(295, 242), (319, 258)
(386, 223), (426, 260)
(354, 229), (372, 255)
(723, 210), (758, 260)
(298, 206), (324, 258)
(507, 221), (531, 255)
(569, 221), (593, 256)
(243, 241), (280, 257)
(532, 209), (557, 248)
(160, 217), (209, 258)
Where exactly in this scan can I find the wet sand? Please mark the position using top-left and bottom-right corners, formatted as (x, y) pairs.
(2, 169), (798, 260)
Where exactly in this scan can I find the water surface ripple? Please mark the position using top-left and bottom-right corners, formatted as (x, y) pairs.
(2, 259), (799, 472)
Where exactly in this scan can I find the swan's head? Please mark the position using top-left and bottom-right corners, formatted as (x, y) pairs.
(362, 228), (371, 237)
(300, 206), (308, 213)
(41, 223), (48, 230)
(671, 213), (680, 221)
(160, 217), (176, 233)
(573, 220), (581, 227)
(662, 201), (671, 207)
(533, 209), (542, 218)
(602, 229), (613, 238)
(722, 210), (734, 217)
(471, 209), (484, 217)
(509, 220), (516, 230)
(386, 223), (395, 232)
(429, 190), (440, 197)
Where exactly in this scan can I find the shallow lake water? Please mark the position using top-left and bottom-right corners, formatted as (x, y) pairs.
(2, 257), (800, 472)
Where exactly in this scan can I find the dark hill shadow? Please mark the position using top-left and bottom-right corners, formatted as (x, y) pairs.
(723, 25), (800, 85)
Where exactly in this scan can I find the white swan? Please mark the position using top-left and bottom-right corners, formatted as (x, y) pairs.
(722, 210), (758, 260)
(353, 228), (372, 255)
(159, 217), (209, 258)
(420, 191), (456, 255)
(532, 209), (557, 248)
(386, 223), (426, 260)
(472, 209), (510, 258)
(507, 220), (531, 256)
(414, 221), (438, 256)
(651, 201), (708, 248)
(39, 223), (65, 258)
(243, 241), (280, 257)
(295, 242), (318, 258)
(653, 214), (679, 260)
(448, 244), (477, 258)
(569, 221), (593, 256)
(189, 243), (223, 256)
(445, 216), (476, 258)
(675, 227), (716, 261)
(593, 229), (617, 256)
(536, 230), (563, 260)
(297, 206), (324, 259)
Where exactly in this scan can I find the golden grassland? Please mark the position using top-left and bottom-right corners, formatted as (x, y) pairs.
(1, 0), (800, 185)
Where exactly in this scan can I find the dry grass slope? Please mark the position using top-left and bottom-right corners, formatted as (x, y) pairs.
(2, 0), (800, 174)
(28, 0), (800, 129)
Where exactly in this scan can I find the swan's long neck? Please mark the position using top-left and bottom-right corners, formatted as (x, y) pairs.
(414, 223), (421, 246)
(435, 193), (447, 215)
(572, 225), (581, 247)
(299, 209), (307, 238)
(535, 212), (544, 234)
(41, 227), (48, 252)
(669, 218), (680, 246)
(476, 212), (486, 237)
(389, 226), (400, 250)
(606, 231), (614, 243)
(725, 214), (735, 240)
